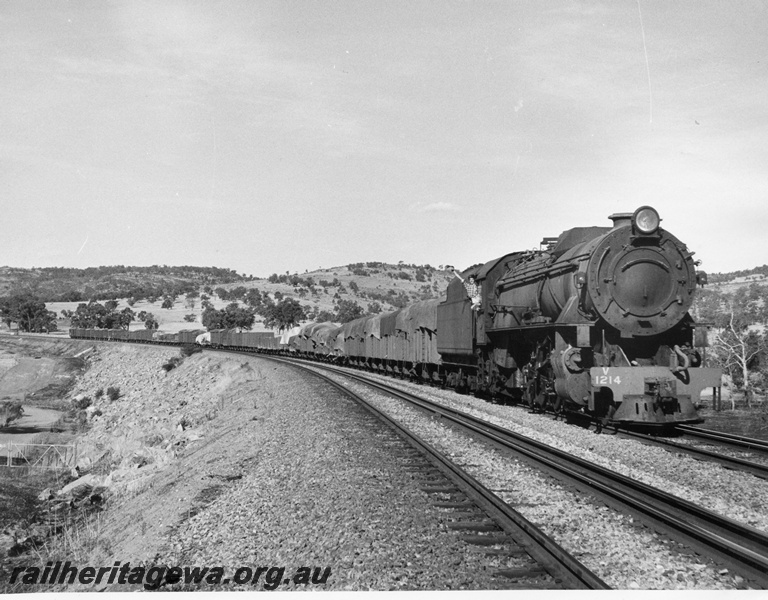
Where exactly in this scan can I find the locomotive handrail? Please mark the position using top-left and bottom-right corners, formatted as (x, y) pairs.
(593, 246), (612, 296)
(619, 258), (670, 272)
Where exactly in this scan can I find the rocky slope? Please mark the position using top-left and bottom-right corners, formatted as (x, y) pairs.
(3, 343), (526, 592)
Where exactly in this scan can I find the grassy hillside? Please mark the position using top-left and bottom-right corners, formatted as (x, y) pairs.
(0, 262), (454, 335)
(0, 265), (247, 302)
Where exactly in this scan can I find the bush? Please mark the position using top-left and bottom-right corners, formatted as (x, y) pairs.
(106, 386), (121, 402)
(180, 344), (202, 357)
(72, 396), (92, 410)
(94, 388), (104, 400)
(162, 356), (182, 372)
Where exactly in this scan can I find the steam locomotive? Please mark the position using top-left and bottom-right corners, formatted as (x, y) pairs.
(70, 206), (721, 428)
(436, 205), (720, 426)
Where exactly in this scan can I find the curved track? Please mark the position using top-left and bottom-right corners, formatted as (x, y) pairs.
(287, 358), (768, 588)
(257, 354), (609, 590)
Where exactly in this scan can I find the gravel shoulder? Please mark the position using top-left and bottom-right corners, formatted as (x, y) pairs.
(355, 370), (768, 534)
(4, 345), (534, 592)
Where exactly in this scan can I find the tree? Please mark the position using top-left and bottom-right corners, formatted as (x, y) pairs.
(118, 307), (135, 330)
(0, 294), (57, 332)
(335, 299), (365, 323)
(202, 302), (256, 331)
(315, 310), (336, 323)
(697, 284), (768, 408)
(230, 286), (247, 300)
(144, 313), (159, 330)
(262, 298), (305, 330)
(68, 301), (133, 330)
(244, 289), (263, 309)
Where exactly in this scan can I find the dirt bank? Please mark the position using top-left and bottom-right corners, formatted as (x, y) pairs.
(1, 341), (284, 591)
(0, 337), (87, 411)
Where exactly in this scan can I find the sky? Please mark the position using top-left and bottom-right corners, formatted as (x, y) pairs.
(1, 1), (767, 278)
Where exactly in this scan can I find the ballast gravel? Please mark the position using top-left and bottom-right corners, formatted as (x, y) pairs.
(357, 369), (768, 532)
(310, 366), (763, 590)
(41, 346), (761, 591)
(157, 362), (528, 591)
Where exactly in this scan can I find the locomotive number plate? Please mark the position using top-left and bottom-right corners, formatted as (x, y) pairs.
(593, 375), (622, 386)
(593, 368), (621, 386)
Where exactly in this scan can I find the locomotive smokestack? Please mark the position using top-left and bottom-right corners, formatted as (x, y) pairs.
(608, 213), (632, 228)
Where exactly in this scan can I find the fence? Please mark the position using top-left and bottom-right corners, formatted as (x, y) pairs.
(0, 442), (78, 470)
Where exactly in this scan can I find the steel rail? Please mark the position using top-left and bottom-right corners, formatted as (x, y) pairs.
(313, 363), (768, 588)
(675, 425), (768, 454)
(615, 430), (768, 480)
(272, 357), (610, 590)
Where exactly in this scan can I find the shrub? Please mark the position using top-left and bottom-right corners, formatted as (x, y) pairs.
(94, 388), (104, 400)
(106, 386), (121, 402)
(162, 356), (182, 372)
(72, 396), (92, 410)
(180, 344), (202, 357)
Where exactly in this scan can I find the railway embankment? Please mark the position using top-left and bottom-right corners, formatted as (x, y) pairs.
(2, 343), (523, 592)
(2, 341), (276, 589)
(4, 340), (768, 591)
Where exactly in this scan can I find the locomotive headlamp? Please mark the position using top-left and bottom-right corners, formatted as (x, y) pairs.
(633, 206), (660, 235)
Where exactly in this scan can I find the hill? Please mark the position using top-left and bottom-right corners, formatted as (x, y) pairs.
(0, 262), (454, 335)
(0, 265), (248, 303)
(708, 265), (768, 285)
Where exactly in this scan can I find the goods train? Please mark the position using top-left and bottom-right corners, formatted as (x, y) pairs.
(70, 206), (721, 428)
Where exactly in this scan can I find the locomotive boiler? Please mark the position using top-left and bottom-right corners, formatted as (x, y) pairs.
(437, 206), (720, 426)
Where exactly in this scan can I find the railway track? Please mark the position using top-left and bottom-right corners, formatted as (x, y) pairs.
(674, 425), (768, 454)
(32, 336), (766, 587)
(266, 355), (609, 590)
(614, 430), (768, 481)
(291, 359), (768, 588)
